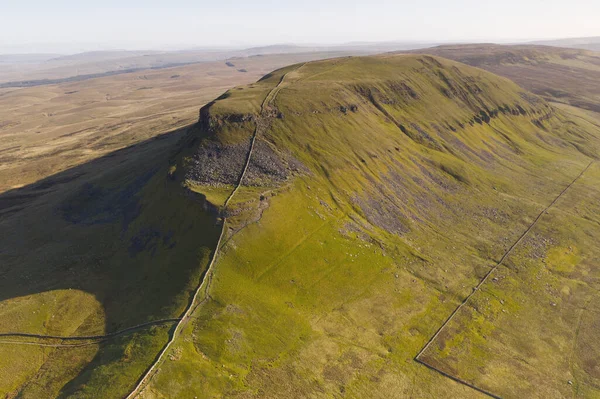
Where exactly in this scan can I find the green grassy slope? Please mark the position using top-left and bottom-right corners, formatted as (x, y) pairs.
(419, 162), (600, 398)
(141, 55), (600, 398)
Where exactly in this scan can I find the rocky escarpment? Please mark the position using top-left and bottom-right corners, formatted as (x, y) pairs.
(185, 138), (302, 187)
(185, 99), (305, 188)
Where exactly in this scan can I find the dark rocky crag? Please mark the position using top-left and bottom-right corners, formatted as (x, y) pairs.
(185, 98), (305, 188)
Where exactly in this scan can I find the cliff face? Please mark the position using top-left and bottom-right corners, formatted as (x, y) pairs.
(184, 67), (307, 190)
(198, 100), (255, 134)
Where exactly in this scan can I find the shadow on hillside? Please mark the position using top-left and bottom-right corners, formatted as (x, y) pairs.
(0, 124), (221, 395)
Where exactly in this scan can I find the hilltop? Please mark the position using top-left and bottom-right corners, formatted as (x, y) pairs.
(2, 54), (600, 398)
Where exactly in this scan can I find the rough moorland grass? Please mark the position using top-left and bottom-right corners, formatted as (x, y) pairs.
(144, 55), (600, 398)
(421, 163), (600, 398)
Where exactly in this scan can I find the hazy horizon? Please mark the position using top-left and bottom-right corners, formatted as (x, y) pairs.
(2, 0), (600, 55)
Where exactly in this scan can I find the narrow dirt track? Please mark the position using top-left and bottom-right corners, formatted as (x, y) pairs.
(124, 64), (305, 399)
(415, 161), (595, 398)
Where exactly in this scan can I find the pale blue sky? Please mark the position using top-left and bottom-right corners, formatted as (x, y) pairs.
(1, 0), (599, 53)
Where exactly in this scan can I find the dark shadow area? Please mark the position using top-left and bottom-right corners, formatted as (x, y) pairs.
(0, 124), (222, 396)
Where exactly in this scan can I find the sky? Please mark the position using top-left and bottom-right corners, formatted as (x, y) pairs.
(1, 0), (599, 53)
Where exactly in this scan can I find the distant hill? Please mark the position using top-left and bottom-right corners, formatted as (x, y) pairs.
(47, 50), (161, 63)
(232, 44), (315, 55)
(406, 44), (600, 112)
(0, 54), (61, 63)
(531, 36), (600, 51)
(0, 42), (438, 86)
(0, 49), (244, 84)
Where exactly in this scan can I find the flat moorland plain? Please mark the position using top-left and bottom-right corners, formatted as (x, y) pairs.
(140, 55), (600, 398)
(0, 52), (350, 193)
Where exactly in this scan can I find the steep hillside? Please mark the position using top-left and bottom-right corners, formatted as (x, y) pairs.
(138, 55), (600, 398)
(409, 44), (600, 114)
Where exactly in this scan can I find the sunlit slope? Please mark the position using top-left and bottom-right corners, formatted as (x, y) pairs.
(142, 54), (600, 398)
